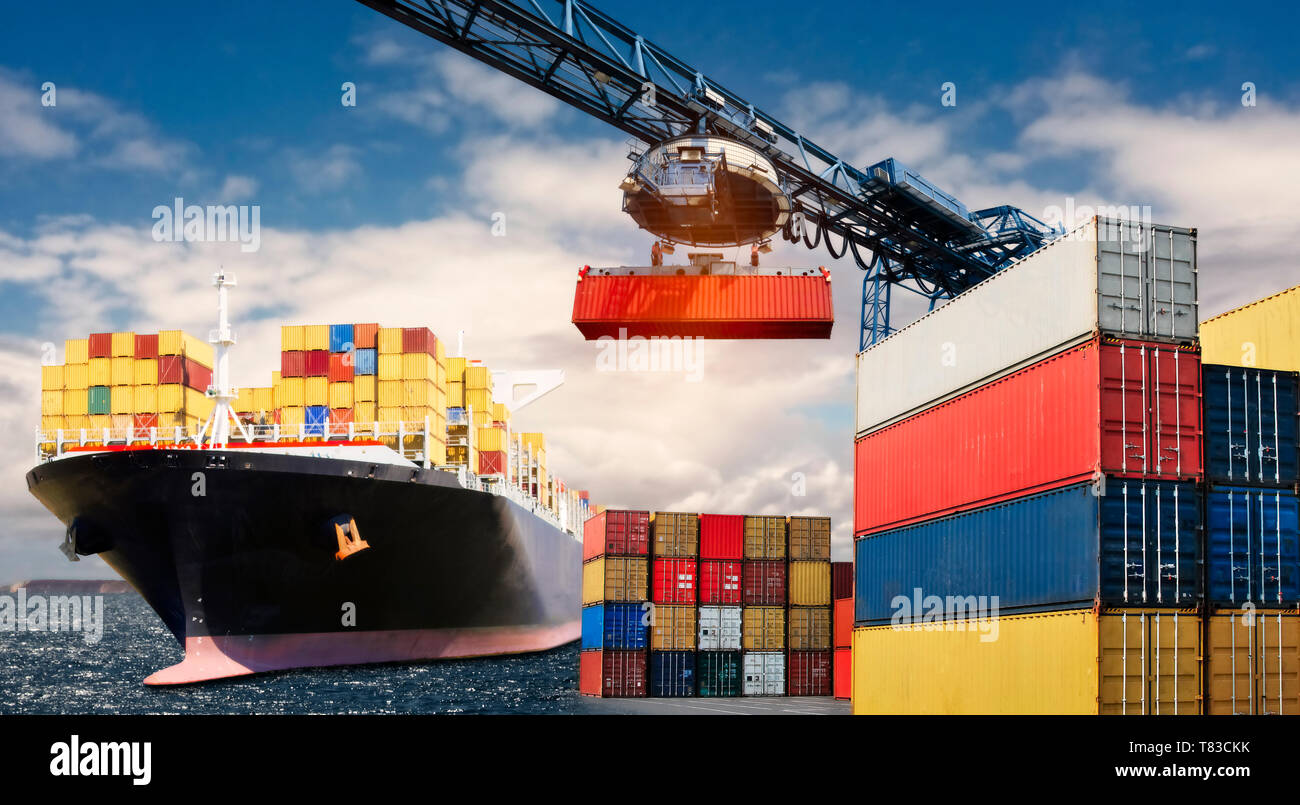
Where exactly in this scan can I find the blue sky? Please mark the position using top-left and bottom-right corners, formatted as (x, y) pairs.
(1, 0), (1298, 579)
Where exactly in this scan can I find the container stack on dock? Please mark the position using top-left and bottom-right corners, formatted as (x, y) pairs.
(853, 218), (1207, 714)
(831, 561), (852, 700)
(787, 516), (832, 696)
(648, 512), (699, 697)
(579, 510), (651, 698)
(1198, 285), (1300, 714)
(39, 330), (215, 449)
(741, 515), (787, 695)
(696, 514), (743, 697)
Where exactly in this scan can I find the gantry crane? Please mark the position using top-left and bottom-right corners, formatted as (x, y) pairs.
(355, 0), (1062, 348)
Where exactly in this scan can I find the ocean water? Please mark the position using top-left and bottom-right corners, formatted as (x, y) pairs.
(0, 593), (581, 714)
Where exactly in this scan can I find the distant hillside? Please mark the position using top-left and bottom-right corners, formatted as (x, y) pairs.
(5, 579), (134, 595)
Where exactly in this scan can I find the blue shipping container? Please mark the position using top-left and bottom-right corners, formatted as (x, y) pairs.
(581, 603), (648, 650)
(329, 324), (354, 354)
(854, 478), (1201, 625)
(305, 405), (329, 436)
(1203, 364), (1299, 485)
(649, 651), (695, 697)
(353, 348), (377, 376)
(1206, 486), (1300, 607)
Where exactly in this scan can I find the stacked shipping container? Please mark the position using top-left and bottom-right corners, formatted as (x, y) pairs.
(786, 516), (832, 695)
(852, 218), (1211, 714)
(39, 330), (215, 445)
(832, 561), (852, 700)
(580, 510), (651, 698)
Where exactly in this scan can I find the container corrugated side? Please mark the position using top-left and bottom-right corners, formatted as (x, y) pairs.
(697, 605), (742, 651)
(742, 515), (786, 559)
(856, 339), (1203, 535)
(787, 650), (831, 696)
(852, 608), (1201, 714)
(787, 605), (831, 650)
(742, 606), (785, 650)
(1204, 610), (1298, 714)
(581, 603), (648, 650)
(789, 560), (831, 606)
(855, 479), (1200, 623)
(696, 651), (741, 697)
(1206, 487), (1300, 607)
(581, 556), (648, 605)
(742, 651), (785, 696)
(650, 604), (696, 650)
(649, 651), (695, 697)
(833, 647), (851, 700)
(1200, 284), (1300, 372)
(788, 516), (831, 560)
(856, 217), (1198, 435)
(579, 649), (646, 697)
(699, 514), (744, 559)
(1202, 365), (1299, 485)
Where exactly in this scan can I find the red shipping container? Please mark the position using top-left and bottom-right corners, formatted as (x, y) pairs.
(353, 323), (379, 350)
(697, 560), (743, 604)
(572, 272), (834, 340)
(651, 557), (696, 605)
(158, 355), (209, 390)
(157, 355), (182, 385)
(328, 353), (354, 382)
(478, 450), (506, 476)
(832, 561), (853, 600)
(304, 350), (329, 377)
(132, 413), (158, 431)
(329, 408), (354, 425)
(402, 327), (438, 357)
(833, 648), (851, 700)
(583, 510), (651, 561)
(834, 598), (853, 649)
(854, 337), (1203, 536)
(699, 514), (744, 560)
(185, 358), (212, 392)
(281, 350), (305, 377)
(742, 560), (786, 605)
(579, 649), (646, 697)
(88, 333), (112, 358)
(134, 333), (159, 359)
(787, 650), (831, 696)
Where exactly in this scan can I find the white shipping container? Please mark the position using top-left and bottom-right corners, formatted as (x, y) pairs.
(742, 651), (786, 696)
(698, 605), (742, 651)
(855, 217), (1198, 435)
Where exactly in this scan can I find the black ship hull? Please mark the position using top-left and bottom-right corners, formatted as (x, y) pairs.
(25, 447), (581, 684)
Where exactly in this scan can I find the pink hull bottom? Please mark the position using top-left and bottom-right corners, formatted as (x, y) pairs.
(144, 620), (581, 685)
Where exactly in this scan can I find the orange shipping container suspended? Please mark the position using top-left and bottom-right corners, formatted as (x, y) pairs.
(572, 268), (834, 340)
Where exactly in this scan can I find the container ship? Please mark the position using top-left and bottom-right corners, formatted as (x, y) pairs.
(26, 272), (590, 685)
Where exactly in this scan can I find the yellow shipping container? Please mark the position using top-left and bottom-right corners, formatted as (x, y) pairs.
(89, 357), (111, 387)
(65, 338), (88, 365)
(41, 415), (64, 432)
(788, 606), (832, 650)
(402, 353), (436, 381)
(62, 415), (90, 432)
(330, 382), (353, 410)
(492, 402), (509, 422)
(235, 386), (255, 411)
(651, 512), (699, 557)
(41, 365), (64, 390)
(402, 406), (436, 424)
(435, 338), (445, 366)
(1205, 610), (1298, 715)
(64, 364), (89, 390)
(427, 439), (447, 467)
(134, 385), (157, 414)
(280, 325), (305, 352)
(355, 402), (376, 423)
(403, 379), (436, 407)
(303, 324), (329, 351)
(110, 357), (133, 386)
(789, 561), (831, 606)
(133, 358), (158, 386)
(447, 381), (463, 408)
(280, 377), (305, 407)
(852, 608), (1201, 715)
(519, 432), (546, 454)
(436, 361), (446, 387)
(253, 387), (274, 413)
(464, 365), (492, 389)
(63, 389), (88, 416)
(743, 516), (787, 559)
(111, 386), (134, 415)
(305, 377), (328, 407)
(581, 557), (648, 605)
(377, 354), (403, 381)
(378, 380), (404, 408)
(445, 357), (466, 383)
(651, 605), (697, 650)
(157, 330), (213, 366)
(1200, 284), (1300, 371)
(477, 426), (507, 452)
(377, 406), (403, 422)
(743, 607), (786, 650)
(788, 516), (832, 560)
(41, 389), (63, 416)
(471, 409), (493, 427)
(187, 387), (212, 418)
(279, 406), (305, 426)
(354, 375), (376, 402)
(465, 388), (493, 413)
(111, 331), (135, 357)
(158, 384), (184, 413)
(88, 414), (113, 431)
(377, 328), (404, 354)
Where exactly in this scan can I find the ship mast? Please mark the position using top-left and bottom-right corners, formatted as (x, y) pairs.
(197, 270), (250, 447)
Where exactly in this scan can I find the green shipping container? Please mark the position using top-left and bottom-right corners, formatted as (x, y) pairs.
(696, 651), (741, 697)
(87, 386), (111, 415)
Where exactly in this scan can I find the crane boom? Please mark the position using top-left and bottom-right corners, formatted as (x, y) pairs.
(355, 0), (1061, 347)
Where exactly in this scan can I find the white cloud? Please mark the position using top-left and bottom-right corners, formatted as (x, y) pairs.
(219, 174), (259, 201)
(286, 144), (362, 193)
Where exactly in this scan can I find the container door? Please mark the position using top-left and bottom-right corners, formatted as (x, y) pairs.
(698, 606), (719, 651)
(1099, 480), (1199, 607)
(1146, 611), (1200, 715)
(1206, 613), (1255, 715)
(1147, 346), (1201, 479)
(1256, 613), (1299, 715)
(1142, 225), (1198, 342)
(1099, 611), (1200, 714)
